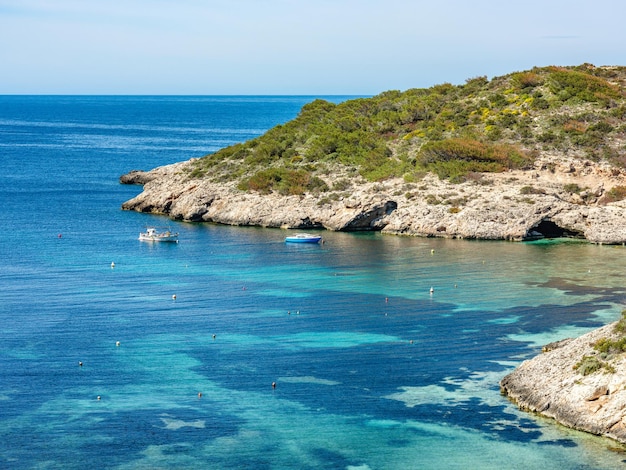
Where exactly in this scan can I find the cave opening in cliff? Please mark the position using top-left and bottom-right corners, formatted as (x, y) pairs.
(526, 219), (585, 240)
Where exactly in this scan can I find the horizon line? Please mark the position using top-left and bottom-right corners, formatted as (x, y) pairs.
(0, 93), (372, 97)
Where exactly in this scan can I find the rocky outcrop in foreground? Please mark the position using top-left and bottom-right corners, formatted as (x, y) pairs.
(500, 322), (626, 444)
(121, 155), (626, 244)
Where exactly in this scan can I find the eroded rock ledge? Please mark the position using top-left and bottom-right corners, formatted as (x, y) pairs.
(500, 322), (626, 444)
(121, 155), (626, 243)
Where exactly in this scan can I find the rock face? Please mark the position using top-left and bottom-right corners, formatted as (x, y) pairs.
(121, 155), (626, 243)
(500, 322), (626, 444)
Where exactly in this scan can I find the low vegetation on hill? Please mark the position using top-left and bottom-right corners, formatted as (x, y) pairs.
(186, 64), (626, 195)
(574, 310), (626, 376)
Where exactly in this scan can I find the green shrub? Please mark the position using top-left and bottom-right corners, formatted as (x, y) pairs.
(594, 336), (626, 355)
(574, 355), (603, 376)
(489, 93), (508, 108)
(425, 194), (440, 205)
(531, 97), (550, 110)
(588, 121), (614, 134)
(615, 310), (626, 333)
(563, 183), (584, 194)
(238, 168), (328, 195)
(462, 76), (489, 94)
(317, 197), (332, 206)
(485, 125), (503, 141)
(332, 178), (352, 191)
(537, 131), (557, 143)
(417, 138), (532, 181)
(591, 309), (626, 361)
(511, 71), (543, 89)
(520, 186), (545, 195)
(496, 112), (518, 127)
(548, 69), (621, 103)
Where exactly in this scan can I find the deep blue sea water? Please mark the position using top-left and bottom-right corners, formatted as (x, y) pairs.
(1, 95), (626, 469)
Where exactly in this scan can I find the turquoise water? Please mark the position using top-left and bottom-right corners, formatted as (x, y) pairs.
(1, 96), (626, 469)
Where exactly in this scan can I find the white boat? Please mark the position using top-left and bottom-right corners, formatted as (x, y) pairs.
(285, 233), (323, 244)
(139, 227), (179, 243)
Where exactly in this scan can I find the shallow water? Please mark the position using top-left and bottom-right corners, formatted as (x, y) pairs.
(1, 96), (625, 469)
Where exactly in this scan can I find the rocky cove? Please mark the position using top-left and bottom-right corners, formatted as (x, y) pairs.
(121, 154), (626, 245)
(121, 153), (626, 445)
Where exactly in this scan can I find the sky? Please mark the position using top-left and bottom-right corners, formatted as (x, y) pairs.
(1, 0), (626, 95)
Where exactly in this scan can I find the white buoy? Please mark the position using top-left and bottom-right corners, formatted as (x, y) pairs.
(430, 287), (434, 294)
(172, 294), (177, 300)
(116, 341), (120, 347)
(110, 262), (115, 268)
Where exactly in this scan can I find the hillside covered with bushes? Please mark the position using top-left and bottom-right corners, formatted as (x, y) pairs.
(186, 63), (626, 195)
(122, 63), (626, 244)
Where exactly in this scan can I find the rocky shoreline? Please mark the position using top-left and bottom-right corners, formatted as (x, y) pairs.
(120, 154), (626, 442)
(121, 155), (626, 244)
(500, 321), (626, 444)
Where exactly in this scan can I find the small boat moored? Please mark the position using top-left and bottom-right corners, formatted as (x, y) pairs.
(139, 227), (179, 243)
(285, 233), (323, 244)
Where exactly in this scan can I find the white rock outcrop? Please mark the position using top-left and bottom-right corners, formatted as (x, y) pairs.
(121, 155), (626, 243)
(500, 322), (626, 443)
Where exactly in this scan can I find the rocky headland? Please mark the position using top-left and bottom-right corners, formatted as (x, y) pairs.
(121, 65), (626, 244)
(121, 154), (626, 244)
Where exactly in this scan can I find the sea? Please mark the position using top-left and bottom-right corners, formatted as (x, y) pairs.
(1, 95), (626, 470)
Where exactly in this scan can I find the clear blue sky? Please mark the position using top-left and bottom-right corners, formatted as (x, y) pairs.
(1, 0), (625, 95)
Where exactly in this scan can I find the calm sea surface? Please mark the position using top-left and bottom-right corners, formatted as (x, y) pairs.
(1, 95), (626, 469)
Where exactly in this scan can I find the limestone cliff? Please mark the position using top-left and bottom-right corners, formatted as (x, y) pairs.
(121, 154), (626, 244)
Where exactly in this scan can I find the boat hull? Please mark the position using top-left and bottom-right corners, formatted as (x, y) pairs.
(139, 235), (179, 242)
(285, 234), (322, 244)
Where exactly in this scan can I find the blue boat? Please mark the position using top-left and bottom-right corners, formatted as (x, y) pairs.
(285, 233), (323, 244)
